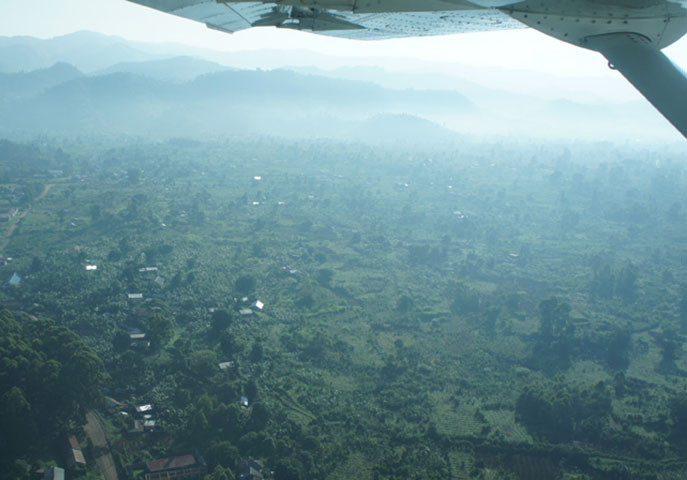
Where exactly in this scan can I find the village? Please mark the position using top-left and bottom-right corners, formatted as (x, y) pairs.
(2, 136), (687, 480)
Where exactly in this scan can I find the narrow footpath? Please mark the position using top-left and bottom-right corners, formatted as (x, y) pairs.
(0, 183), (53, 252)
(83, 411), (119, 480)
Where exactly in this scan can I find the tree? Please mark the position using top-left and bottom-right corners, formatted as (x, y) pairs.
(516, 380), (611, 443)
(210, 403), (244, 440)
(250, 342), (264, 362)
(29, 256), (43, 273)
(605, 328), (631, 370)
(59, 348), (106, 411)
(245, 380), (258, 401)
(670, 397), (687, 451)
(89, 203), (101, 221)
(239, 431), (274, 457)
(235, 275), (256, 295)
(250, 402), (270, 429)
(616, 262), (638, 303)
(538, 297), (571, 340)
(316, 268), (333, 287)
(147, 313), (175, 347)
(0, 387), (35, 455)
(274, 460), (302, 480)
(529, 297), (574, 372)
(396, 295), (413, 313)
(204, 465), (235, 480)
(212, 309), (233, 332)
(655, 328), (683, 373)
(191, 350), (218, 378)
(591, 264), (614, 299)
(188, 409), (209, 444)
(209, 441), (239, 471)
(219, 331), (241, 355)
(113, 330), (131, 352)
(450, 283), (480, 315)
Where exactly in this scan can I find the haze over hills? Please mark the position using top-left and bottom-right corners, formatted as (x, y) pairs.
(0, 62), (82, 101)
(0, 31), (636, 102)
(0, 66), (473, 141)
(0, 31), (680, 142)
(0, 31), (163, 73)
(95, 56), (231, 83)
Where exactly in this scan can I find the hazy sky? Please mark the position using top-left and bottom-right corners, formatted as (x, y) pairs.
(3, 0), (687, 78)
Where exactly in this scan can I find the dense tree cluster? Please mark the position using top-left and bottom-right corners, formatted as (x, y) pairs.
(515, 380), (612, 443)
(0, 310), (105, 475)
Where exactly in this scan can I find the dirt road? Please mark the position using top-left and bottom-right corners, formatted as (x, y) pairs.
(0, 183), (53, 252)
(84, 411), (119, 480)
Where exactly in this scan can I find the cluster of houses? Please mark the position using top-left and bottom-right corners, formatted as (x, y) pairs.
(126, 403), (156, 434)
(106, 397), (157, 434)
(238, 298), (265, 317)
(127, 327), (151, 349)
(36, 434), (86, 480)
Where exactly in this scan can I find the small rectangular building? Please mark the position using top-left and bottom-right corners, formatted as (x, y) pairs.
(218, 361), (235, 371)
(139, 267), (159, 273)
(135, 404), (153, 413)
(65, 435), (86, 467)
(43, 467), (65, 480)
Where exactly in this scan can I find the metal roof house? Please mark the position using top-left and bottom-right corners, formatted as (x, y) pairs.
(65, 435), (86, 467)
(238, 459), (265, 480)
(218, 361), (235, 370)
(42, 467), (65, 480)
(4, 272), (21, 287)
(144, 453), (206, 480)
(135, 404), (153, 413)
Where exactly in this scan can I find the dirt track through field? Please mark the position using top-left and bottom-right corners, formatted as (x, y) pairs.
(84, 411), (119, 480)
(0, 183), (53, 252)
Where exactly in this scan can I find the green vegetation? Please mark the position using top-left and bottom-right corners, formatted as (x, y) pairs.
(1, 137), (687, 479)
(0, 309), (105, 474)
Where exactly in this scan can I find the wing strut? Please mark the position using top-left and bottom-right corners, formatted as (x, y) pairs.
(586, 33), (687, 139)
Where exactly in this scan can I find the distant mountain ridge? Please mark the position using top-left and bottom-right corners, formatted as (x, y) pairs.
(0, 62), (82, 101)
(0, 31), (163, 73)
(0, 62), (472, 142)
(0, 31), (678, 141)
(95, 56), (231, 82)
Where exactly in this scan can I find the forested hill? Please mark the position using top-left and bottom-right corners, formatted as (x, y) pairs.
(0, 62), (82, 101)
(0, 64), (470, 141)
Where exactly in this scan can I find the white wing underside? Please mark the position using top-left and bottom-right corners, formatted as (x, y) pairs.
(128, 1), (522, 40)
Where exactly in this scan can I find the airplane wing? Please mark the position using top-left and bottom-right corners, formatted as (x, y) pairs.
(127, 0), (687, 138)
(126, 1), (523, 39)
